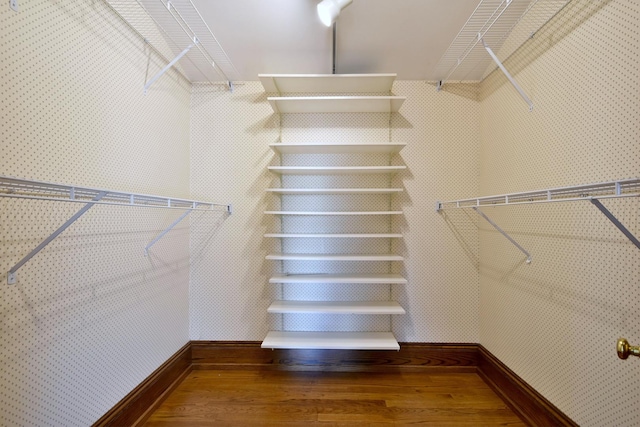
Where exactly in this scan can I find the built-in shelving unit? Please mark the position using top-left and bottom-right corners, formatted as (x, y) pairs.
(260, 74), (406, 350)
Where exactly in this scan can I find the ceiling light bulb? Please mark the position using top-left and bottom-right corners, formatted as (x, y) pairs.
(317, 0), (353, 27)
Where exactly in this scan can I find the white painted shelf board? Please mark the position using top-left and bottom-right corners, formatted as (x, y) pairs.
(269, 273), (408, 284)
(266, 188), (403, 195)
(266, 253), (404, 261)
(269, 142), (406, 154)
(261, 331), (400, 350)
(268, 96), (405, 114)
(264, 233), (403, 238)
(259, 73), (397, 94)
(268, 300), (405, 315)
(268, 166), (406, 175)
(265, 210), (403, 216)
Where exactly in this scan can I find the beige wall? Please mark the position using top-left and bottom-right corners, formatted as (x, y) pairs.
(189, 82), (280, 339)
(2, 0), (638, 425)
(0, 1), (192, 425)
(479, 1), (639, 425)
(188, 80), (481, 343)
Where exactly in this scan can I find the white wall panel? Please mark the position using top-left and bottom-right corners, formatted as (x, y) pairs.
(0, 1), (191, 425)
(189, 82), (280, 339)
(392, 81), (481, 343)
(189, 80), (480, 342)
(479, 1), (640, 425)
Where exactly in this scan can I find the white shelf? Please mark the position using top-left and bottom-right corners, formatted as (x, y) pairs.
(266, 253), (404, 261)
(268, 300), (405, 315)
(265, 210), (402, 216)
(268, 96), (405, 114)
(261, 74), (407, 351)
(268, 166), (406, 175)
(259, 73), (397, 94)
(269, 273), (407, 284)
(269, 142), (406, 154)
(261, 331), (400, 350)
(264, 233), (403, 238)
(266, 188), (403, 195)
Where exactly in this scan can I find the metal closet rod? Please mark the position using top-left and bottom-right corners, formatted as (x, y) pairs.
(436, 178), (640, 262)
(1, 176), (231, 285)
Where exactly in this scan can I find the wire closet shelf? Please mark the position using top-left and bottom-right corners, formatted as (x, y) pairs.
(432, 0), (570, 110)
(433, 0), (570, 84)
(106, 0), (240, 91)
(437, 179), (640, 210)
(0, 176), (229, 211)
(437, 179), (640, 263)
(1, 175), (231, 284)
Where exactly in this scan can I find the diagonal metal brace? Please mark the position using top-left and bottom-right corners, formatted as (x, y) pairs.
(481, 36), (534, 112)
(472, 207), (532, 264)
(7, 191), (108, 285)
(590, 199), (640, 250)
(144, 37), (199, 94)
(144, 206), (195, 256)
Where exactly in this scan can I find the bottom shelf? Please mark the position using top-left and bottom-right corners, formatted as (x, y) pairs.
(261, 331), (399, 350)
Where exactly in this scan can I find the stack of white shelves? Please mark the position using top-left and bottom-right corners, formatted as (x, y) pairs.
(260, 74), (407, 351)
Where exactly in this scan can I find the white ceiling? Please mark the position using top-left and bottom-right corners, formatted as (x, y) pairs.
(188, 0), (482, 81)
(131, 0), (567, 83)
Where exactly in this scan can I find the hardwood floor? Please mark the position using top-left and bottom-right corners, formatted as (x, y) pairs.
(144, 369), (527, 426)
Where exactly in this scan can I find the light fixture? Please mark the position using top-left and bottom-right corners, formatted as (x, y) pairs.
(317, 0), (353, 27)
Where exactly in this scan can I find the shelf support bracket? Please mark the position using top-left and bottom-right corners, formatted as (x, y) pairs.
(481, 36), (533, 112)
(144, 205), (195, 256)
(7, 191), (108, 285)
(144, 37), (199, 94)
(472, 207), (532, 263)
(590, 199), (640, 250)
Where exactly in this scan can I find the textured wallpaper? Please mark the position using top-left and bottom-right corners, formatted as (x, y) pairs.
(1, 1), (192, 425)
(478, 0), (640, 425)
(189, 80), (481, 343)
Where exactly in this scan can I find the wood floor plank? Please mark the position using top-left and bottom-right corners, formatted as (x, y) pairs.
(144, 369), (527, 426)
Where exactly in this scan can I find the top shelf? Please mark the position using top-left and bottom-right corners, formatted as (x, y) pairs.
(259, 73), (398, 94)
(260, 74), (405, 114)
